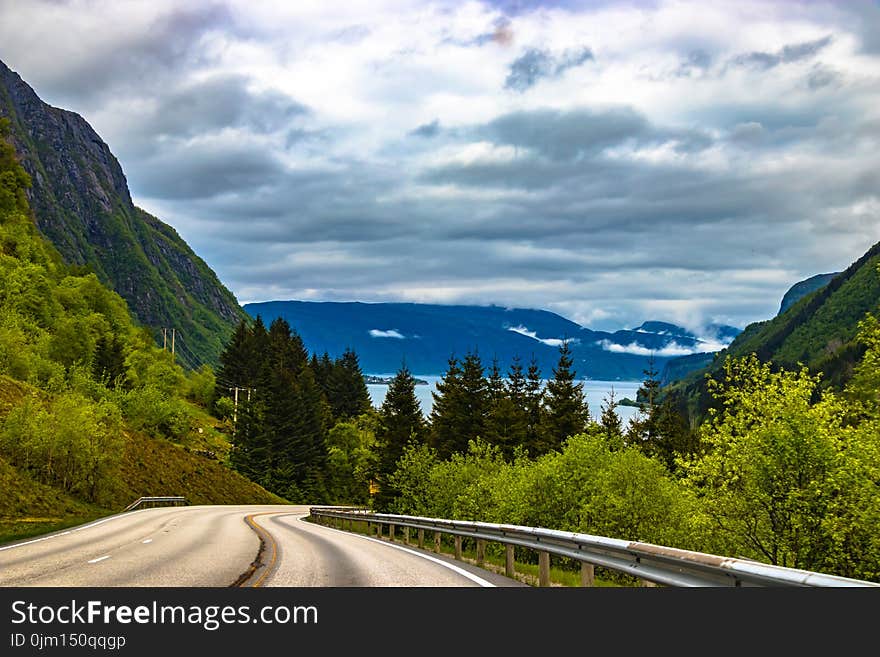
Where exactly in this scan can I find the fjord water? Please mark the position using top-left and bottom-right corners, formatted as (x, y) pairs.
(366, 376), (642, 424)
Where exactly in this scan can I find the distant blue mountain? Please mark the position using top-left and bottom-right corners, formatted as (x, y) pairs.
(243, 301), (741, 380)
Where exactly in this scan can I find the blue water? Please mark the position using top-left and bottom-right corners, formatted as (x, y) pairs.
(366, 375), (642, 424)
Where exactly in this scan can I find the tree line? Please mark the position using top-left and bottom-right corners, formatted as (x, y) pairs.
(215, 316), (372, 502)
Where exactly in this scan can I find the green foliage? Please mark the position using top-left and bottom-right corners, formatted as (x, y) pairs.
(0, 391), (123, 503)
(683, 354), (880, 578)
(375, 364), (426, 510)
(0, 122), (273, 523)
(389, 433), (694, 549)
(539, 340), (589, 453)
(325, 412), (378, 504)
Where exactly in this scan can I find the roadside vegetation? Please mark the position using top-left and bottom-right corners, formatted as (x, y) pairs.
(0, 120), (281, 544)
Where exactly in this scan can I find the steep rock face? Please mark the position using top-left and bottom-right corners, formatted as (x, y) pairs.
(778, 272), (840, 316)
(0, 59), (244, 365)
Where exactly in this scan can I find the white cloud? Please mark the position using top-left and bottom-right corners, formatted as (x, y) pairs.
(507, 325), (578, 348)
(369, 328), (405, 339)
(596, 334), (733, 357)
(596, 340), (702, 357)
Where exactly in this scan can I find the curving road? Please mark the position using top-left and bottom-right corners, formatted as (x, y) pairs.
(0, 505), (522, 587)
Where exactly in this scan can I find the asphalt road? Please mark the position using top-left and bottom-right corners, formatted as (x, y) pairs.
(0, 505), (522, 587)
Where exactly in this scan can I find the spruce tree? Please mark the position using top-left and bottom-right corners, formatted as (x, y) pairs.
(541, 341), (589, 453)
(485, 356), (527, 457)
(217, 319), (253, 388)
(599, 387), (624, 450)
(429, 355), (464, 458)
(458, 350), (488, 449)
(375, 364), (426, 510)
(328, 348), (371, 420)
(523, 354), (545, 456)
(627, 355), (662, 449)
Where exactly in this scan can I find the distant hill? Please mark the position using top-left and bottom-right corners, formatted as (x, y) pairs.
(778, 272), (840, 316)
(660, 352), (716, 386)
(0, 59), (245, 366)
(670, 240), (880, 417)
(244, 300), (740, 380)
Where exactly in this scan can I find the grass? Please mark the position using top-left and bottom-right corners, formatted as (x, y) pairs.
(309, 515), (626, 587)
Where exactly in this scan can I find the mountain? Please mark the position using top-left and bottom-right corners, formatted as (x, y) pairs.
(670, 240), (880, 416)
(0, 59), (245, 366)
(243, 300), (741, 380)
(778, 272), (840, 316)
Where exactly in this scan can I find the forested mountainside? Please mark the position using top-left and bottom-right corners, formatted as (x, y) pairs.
(0, 59), (245, 366)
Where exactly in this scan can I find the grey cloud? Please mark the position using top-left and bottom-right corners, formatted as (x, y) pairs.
(479, 107), (648, 159)
(674, 50), (713, 78)
(409, 119), (441, 138)
(807, 66), (841, 90)
(731, 35), (833, 70)
(504, 47), (594, 92)
(131, 142), (287, 200)
(33, 3), (237, 108)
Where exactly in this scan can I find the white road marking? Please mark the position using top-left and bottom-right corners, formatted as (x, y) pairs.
(87, 555), (110, 563)
(142, 539), (153, 544)
(0, 508), (155, 553)
(296, 515), (497, 587)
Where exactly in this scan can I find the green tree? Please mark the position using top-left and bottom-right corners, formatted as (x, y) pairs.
(485, 356), (528, 457)
(540, 341), (589, 453)
(375, 364), (426, 510)
(523, 354), (544, 456)
(429, 355), (464, 458)
(683, 355), (846, 570)
(92, 334), (127, 387)
(328, 348), (371, 420)
(599, 388), (624, 451)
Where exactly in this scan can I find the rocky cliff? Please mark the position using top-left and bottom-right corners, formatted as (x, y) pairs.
(0, 59), (244, 366)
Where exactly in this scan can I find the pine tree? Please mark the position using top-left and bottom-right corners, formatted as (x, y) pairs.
(375, 364), (426, 510)
(485, 356), (527, 457)
(328, 348), (371, 420)
(458, 350), (487, 448)
(292, 366), (330, 502)
(627, 355), (662, 450)
(540, 341), (589, 453)
(523, 354), (545, 456)
(599, 387), (624, 450)
(429, 355), (464, 458)
(217, 319), (253, 388)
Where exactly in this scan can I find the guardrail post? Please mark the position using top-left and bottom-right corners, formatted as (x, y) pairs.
(418, 528), (425, 549)
(505, 545), (516, 578)
(454, 536), (462, 560)
(376, 522), (382, 538)
(641, 579), (658, 588)
(403, 526), (409, 545)
(476, 539), (486, 567)
(389, 524), (395, 542)
(539, 551), (551, 587)
(581, 562), (595, 587)
(434, 532), (441, 553)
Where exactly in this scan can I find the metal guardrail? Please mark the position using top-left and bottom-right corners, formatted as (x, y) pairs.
(309, 507), (880, 588)
(123, 496), (188, 512)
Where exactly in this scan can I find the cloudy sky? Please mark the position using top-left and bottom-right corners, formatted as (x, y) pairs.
(1, 0), (879, 334)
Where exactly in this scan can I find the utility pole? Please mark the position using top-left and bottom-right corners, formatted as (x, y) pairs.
(229, 386), (252, 435)
(233, 386), (239, 427)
